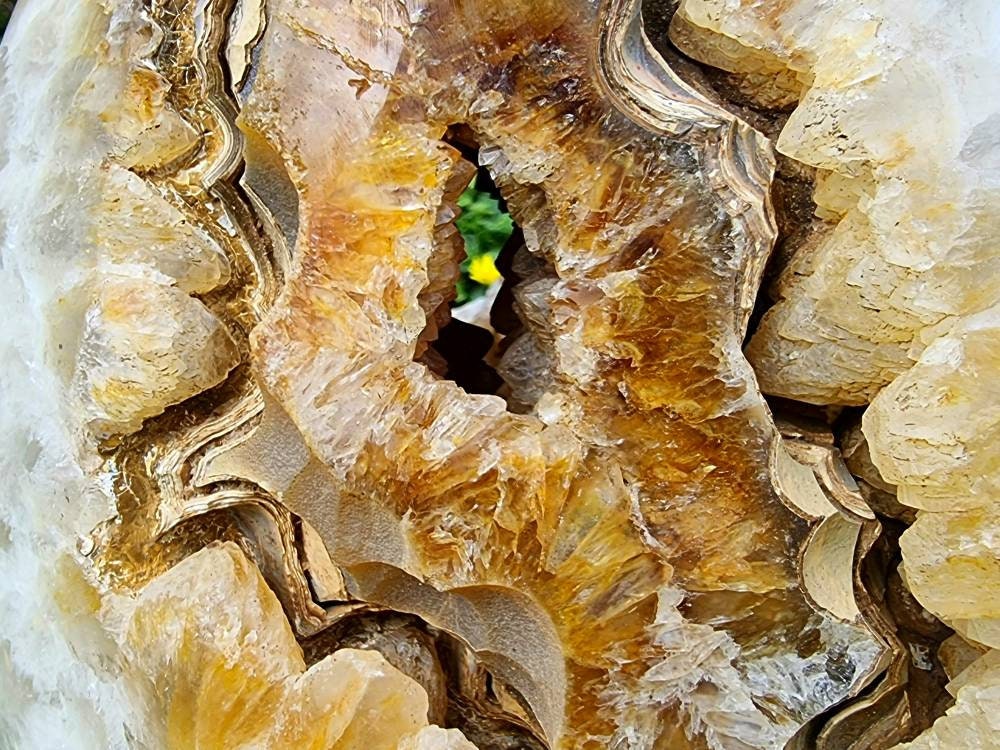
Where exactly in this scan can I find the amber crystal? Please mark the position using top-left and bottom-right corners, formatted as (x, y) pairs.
(209, 0), (882, 745)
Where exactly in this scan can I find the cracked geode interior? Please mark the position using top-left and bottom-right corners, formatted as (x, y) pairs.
(1, 0), (997, 749)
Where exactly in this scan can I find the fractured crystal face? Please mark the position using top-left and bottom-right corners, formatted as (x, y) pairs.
(73, 274), (238, 437)
(120, 542), (475, 749)
(0, 0), (996, 748)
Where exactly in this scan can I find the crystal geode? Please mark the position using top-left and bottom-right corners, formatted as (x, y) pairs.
(0, 0), (996, 748)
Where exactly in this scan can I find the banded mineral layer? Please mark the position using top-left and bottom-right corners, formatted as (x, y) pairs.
(0, 0), (995, 749)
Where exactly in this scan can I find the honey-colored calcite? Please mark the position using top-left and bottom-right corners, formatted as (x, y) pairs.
(1, 0), (994, 748)
(231, 0), (882, 747)
(120, 542), (467, 749)
(865, 310), (1000, 650)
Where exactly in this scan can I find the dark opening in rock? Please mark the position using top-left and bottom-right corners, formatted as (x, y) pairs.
(418, 126), (556, 415)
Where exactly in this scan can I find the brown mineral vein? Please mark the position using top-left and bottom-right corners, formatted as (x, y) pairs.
(89, 0), (277, 584)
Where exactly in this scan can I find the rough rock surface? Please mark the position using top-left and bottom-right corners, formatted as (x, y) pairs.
(673, 1), (1000, 746)
(0, 0), (994, 749)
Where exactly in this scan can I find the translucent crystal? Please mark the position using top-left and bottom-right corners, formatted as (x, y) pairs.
(2, 0), (992, 747)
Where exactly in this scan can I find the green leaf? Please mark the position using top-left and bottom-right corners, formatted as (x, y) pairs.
(454, 182), (513, 303)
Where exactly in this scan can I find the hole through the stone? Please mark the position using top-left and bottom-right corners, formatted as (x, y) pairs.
(423, 126), (516, 400)
(454, 168), (512, 307)
(420, 125), (558, 415)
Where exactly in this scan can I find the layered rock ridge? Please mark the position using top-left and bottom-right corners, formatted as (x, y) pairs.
(672, 1), (1000, 746)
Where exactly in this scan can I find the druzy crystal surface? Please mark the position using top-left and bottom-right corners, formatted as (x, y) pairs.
(0, 0), (996, 748)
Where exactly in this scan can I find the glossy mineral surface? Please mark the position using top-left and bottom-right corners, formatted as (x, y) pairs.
(0, 0), (995, 748)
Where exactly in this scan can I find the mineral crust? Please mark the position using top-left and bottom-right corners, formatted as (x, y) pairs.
(228, 0), (885, 746)
(0, 0), (994, 749)
(672, 1), (1000, 746)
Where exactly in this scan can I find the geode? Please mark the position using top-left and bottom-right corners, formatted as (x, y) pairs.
(0, 0), (996, 748)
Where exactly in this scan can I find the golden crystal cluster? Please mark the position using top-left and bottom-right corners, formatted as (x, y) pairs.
(0, 0), (996, 748)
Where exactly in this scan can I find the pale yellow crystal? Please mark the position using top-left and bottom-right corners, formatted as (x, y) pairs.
(94, 166), (232, 294)
(864, 310), (1000, 515)
(865, 310), (1000, 648)
(73, 276), (239, 437)
(677, 0), (1000, 405)
(893, 652), (1000, 749)
(121, 542), (469, 749)
(397, 728), (478, 750)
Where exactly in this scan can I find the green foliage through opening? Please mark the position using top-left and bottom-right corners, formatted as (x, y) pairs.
(454, 180), (513, 305)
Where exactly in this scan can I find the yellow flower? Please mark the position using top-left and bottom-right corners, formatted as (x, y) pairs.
(468, 254), (501, 286)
